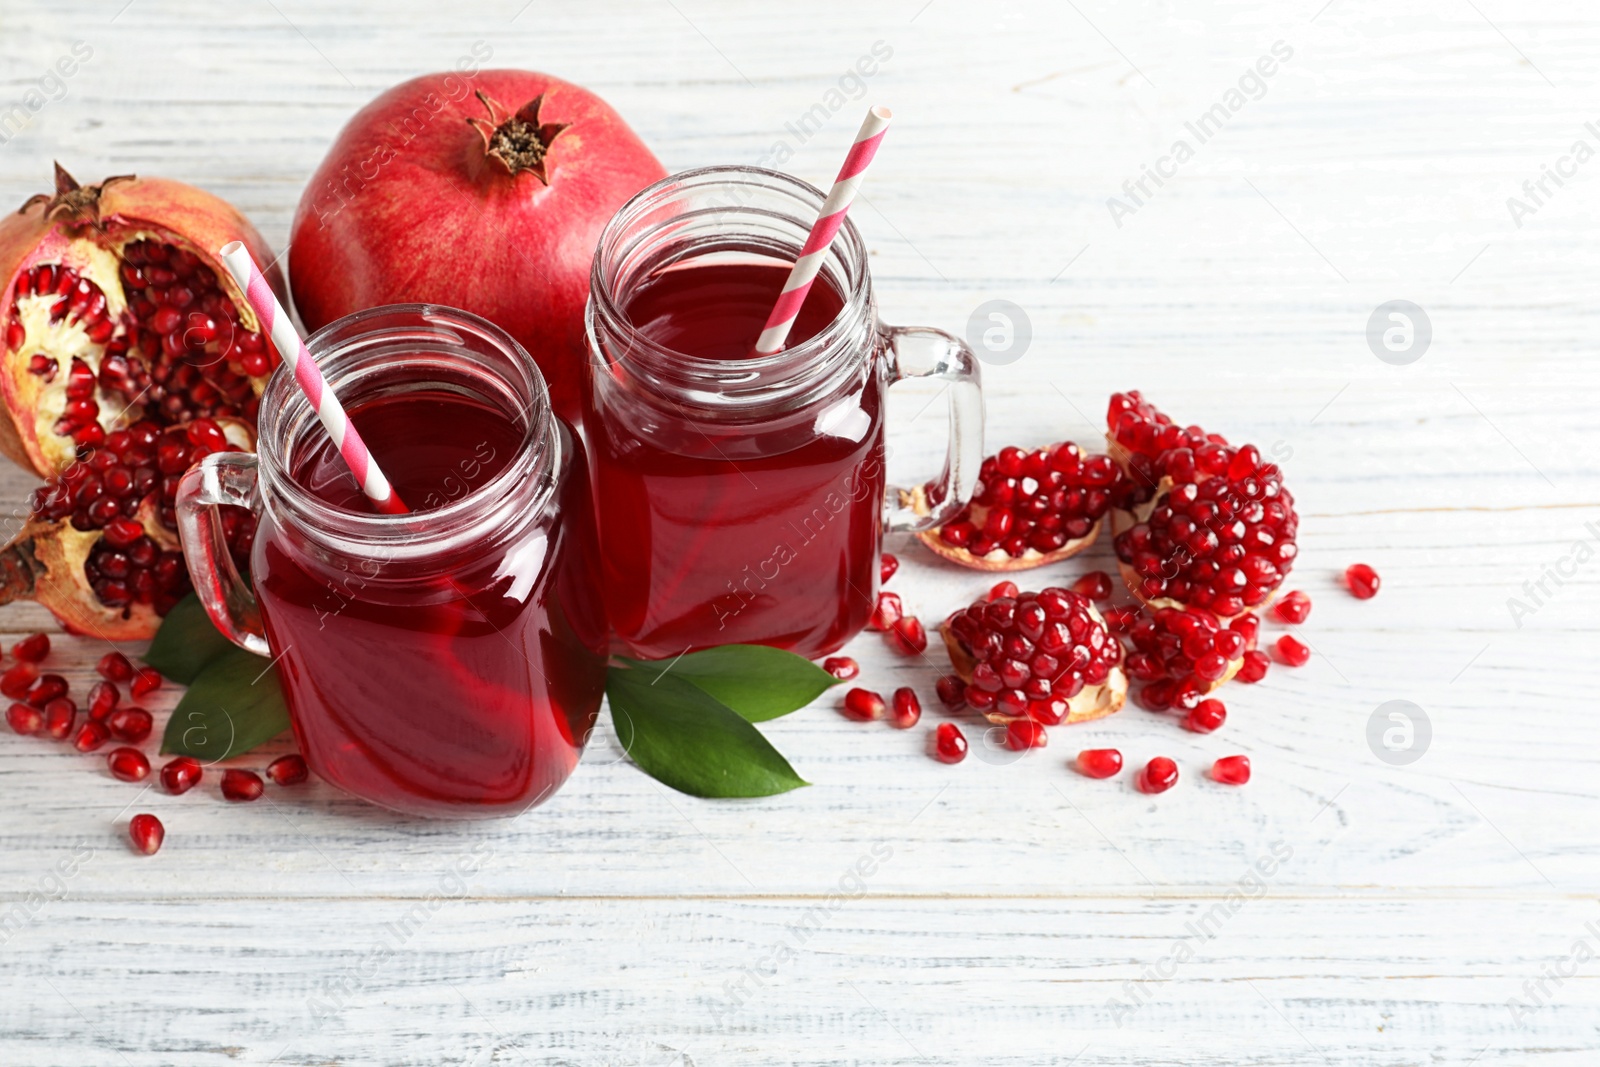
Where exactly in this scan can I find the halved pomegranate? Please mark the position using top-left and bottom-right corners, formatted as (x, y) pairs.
(0, 164), (281, 476)
(0, 417), (253, 638)
(1106, 391), (1298, 619)
(915, 442), (1124, 571)
(939, 586), (1127, 726)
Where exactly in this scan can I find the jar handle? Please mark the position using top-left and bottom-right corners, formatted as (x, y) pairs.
(881, 324), (985, 534)
(175, 452), (270, 656)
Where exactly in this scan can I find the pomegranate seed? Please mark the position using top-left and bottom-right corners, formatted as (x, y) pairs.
(1137, 756), (1179, 794)
(128, 813), (164, 856)
(889, 688), (922, 729)
(221, 768), (265, 801)
(1212, 755), (1251, 785)
(1185, 698), (1227, 733)
(1274, 634), (1311, 667)
(25, 673), (67, 708)
(822, 656), (859, 681)
(107, 706), (153, 743)
(160, 755), (203, 795)
(1272, 590), (1311, 624)
(1005, 718), (1047, 751)
(1237, 649), (1270, 683)
(935, 674), (967, 709)
(886, 616), (928, 656)
(1345, 562), (1380, 599)
(880, 553), (899, 583)
(72, 719), (110, 752)
(266, 753), (309, 786)
(933, 722), (968, 763)
(842, 687), (886, 722)
(0, 662), (38, 699)
(107, 746), (151, 782)
(1076, 748), (1123, 778)
(1102, 605), (1141, 632)
(5, 702), (42, 735)
(42, 698), (75, 739)
(868, 591), (903, 631)
(11, 632), (49, 662)
(97, 651), (135, 682)
(131, 667), (163, 697)
(1230, 613), (1260, 648)
(988, 580), (1019, 601)
(1071, 571), (1114, 601)
(87, 680), (118, 721)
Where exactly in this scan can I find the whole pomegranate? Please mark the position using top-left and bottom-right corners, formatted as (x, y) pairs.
(0, 165), (281, 476)
(0, 417), (254, 638)
(289, 71), (667, 421)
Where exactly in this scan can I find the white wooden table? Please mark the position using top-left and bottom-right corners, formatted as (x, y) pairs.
(2, 1), (1596, 1062)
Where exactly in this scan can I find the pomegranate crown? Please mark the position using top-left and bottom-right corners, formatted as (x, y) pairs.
(467, 91), (570, 185)
(16, 163), (133, 230)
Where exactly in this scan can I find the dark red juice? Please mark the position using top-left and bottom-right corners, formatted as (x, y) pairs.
(588, 260), (885, 659)
(253, 385), (607, 816)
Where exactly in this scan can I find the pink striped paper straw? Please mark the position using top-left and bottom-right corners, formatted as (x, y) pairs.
(217, 242), (408, 515)
(753, 105), (892, 355)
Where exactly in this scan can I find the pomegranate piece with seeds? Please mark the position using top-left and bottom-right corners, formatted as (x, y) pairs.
(5, 702), (41, 735)
(879, 553), (898, 583)
(107, 746), (150, 782)
(128, 813), (164, 855)
(1122, 607), (1246, 710)
(1106, 391), (1298, 620)
(842, 687), (886, 722)
(822, 656), (859, 681)
(12, 632), (49, 661)
(1346, 562), (1380, 599)
(933, 722), (968, 763)
(940, 586), (1127, 726)
(1275, 634), (1311, 667)
(886, 616), (928, 656)
(1212, 755), (1251, 785)
(220, 768), (264, 801)
(889, 688), (922, 729)
(266, 753), (309, 786)
(1137, 756), (1179, 794)
(917, 442), (1126, 571)
(159, 755), (202, 795)
(97, 650), (134, 682)
(1272, 590), (1311, 624)
(1076, 747), (1123, 778)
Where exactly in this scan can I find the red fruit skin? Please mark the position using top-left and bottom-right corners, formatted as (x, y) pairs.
(288, 71), (667, 424)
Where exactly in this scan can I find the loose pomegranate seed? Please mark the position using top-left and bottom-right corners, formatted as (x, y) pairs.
(0, 662), (39, 699)
(221, 768), (264, 801)
(128, 813), (164, 856)
(822, 656), (859, 681)
(1185, 698), (1227, 733)
(1137, 756), (1179, 794)
(1274, 634), (1311, 667)
(107, 746), (151, 782)
(266, 753), (309, 786)
(72, 719), (110, 752)
(879, 553), (899, 583)
(842, 687), (886, 722)
(131, 667), (163, 698)
(935, 443), (1124, 563)
(1071, 571), (1114, 601)
(11, 633), (50, 662)
(935, 674), (967, 709)
(1005, 718), (1047, 751)
(87, 680), (118, 721)
(1076, 747), (1123, 778)
(107, 706), (153, 743)
(1272, 590), (1311, 624)
(160, 755), (202, 795)
(43, 698), (75, 739)
(1346, 562), (1380, 599)
(1212, 755), (1251, 785)
(988, 580), (1019, 601)
(889, 688), (922, 729)
(25, 673), (68, 708)
(1237, 649), (1270, 683)
(5, 702), (42, 735)
(933, 722), (968, 763)
(886, 616), (928, 656)
(868, 591), (903, 631)
(97, 651), (135, 682)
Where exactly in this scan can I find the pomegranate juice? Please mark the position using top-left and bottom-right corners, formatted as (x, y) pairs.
(253, 385), (607, 817)
(588, 261), (886, 659)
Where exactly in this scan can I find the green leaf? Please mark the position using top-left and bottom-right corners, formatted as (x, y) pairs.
(143, 593), (234, 685)
(159, 646), (289, 760)
(618, 644), (840, 723)
(606, 665), (808, 798)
